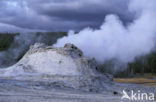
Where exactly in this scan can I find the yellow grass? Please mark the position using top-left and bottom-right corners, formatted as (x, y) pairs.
(114, 78), (156, 86)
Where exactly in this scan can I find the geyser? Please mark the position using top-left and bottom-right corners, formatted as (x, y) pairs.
(55, 0), (156, 64)
(0, 43), (112, 91)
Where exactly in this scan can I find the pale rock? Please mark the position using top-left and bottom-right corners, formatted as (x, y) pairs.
(0, 43), (113, 91)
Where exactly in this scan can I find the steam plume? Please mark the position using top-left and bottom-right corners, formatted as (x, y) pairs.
(55, 0), (156, 63)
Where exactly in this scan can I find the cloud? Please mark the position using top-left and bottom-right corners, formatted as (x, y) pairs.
(0, 0), (134, 32)
(37, 0), (132, 21)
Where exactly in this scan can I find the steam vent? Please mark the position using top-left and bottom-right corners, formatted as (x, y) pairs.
(0, 43), (112, 91)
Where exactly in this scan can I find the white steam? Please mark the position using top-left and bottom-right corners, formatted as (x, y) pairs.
(55, 0), (156, 63)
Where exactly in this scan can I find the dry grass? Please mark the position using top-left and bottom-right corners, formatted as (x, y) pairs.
(114, 78), (156, 84)
(114, 74), (156, 86)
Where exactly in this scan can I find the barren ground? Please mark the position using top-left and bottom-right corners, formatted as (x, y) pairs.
(0, 79), (156, 102)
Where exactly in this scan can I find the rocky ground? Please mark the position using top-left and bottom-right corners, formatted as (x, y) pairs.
(0, 79), (156, 102)
(0, 79), (119, 102)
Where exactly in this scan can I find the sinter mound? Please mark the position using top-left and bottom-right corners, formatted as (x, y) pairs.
(0, 43), (113, 91)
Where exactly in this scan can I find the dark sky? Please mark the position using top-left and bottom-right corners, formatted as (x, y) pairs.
(0, 0), (134, 32)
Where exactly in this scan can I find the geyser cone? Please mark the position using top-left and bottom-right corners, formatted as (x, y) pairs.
(0, 43), (112, 91)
